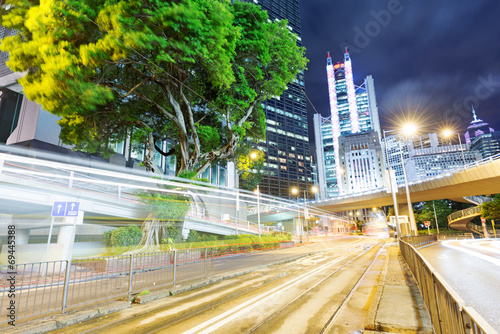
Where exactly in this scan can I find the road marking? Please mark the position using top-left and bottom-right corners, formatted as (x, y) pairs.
(442, 240), (500, 266)
(181, 253), (352, 334)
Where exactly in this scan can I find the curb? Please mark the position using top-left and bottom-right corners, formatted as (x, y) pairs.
(364, 244), (390, 331)
(11, 301), (131, 334)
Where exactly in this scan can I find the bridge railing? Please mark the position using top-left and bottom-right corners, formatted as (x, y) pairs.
(447, 206), (482, 224)
(310, 153), (500, 206)
(463, 195), (493, 206)
(399, 239), (496, 334)
(400, 234), (437, 247)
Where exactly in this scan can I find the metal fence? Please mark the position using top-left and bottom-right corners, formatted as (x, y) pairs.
(399, 238), (497, 334)
(401, 234), (438, 247)
(448, 206), (482, 224)
(0, 248), (213, 324)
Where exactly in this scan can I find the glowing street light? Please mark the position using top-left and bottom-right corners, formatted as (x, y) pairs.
(402, 123), (418, 136)
(383, 123), (419, 236)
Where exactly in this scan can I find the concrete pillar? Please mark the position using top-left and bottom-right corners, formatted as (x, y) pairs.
(395, 204), (413, 236)
(0, 214), (30, 244)
(15, 229), (30, 245)
(398, 203), (417, 236)
(0, 214), (13, 250)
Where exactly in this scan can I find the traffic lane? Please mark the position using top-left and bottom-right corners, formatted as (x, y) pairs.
(417, 240), (500, 330)
(212, 237), (365, 275)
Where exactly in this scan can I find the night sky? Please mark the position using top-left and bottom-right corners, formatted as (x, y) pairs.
(299, 0), (500, 144)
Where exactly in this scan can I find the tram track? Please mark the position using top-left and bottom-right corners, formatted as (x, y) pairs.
(49, 238), (385, 334)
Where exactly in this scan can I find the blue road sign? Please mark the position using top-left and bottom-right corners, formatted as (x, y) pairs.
(66, 202), (80, 216)
(52, 202), (67, 217)
(52, 202), (80, 217)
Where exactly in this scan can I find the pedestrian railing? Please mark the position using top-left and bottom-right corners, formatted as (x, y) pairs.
(400, 234), (437, 247)
(437, 233), (474, 240)
(0, 248), (213, 324)
(448, 206), (482, 224)
(466, 222), (496, 238)
(399, 239), (497, 334)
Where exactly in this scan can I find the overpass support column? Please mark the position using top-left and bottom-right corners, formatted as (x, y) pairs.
(397, 204), (416, 236)
(0, 214), (30, 244)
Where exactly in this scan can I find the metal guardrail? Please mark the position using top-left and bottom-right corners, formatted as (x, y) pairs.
(437, 233), (474, 240)
(311, 153), (500, 205)
(448, 206), (482, 224)
(399, 238), (497, 334)
(463, 196), (493, 206)
(0, 248), (213, 323)
(401, 234), (438, 247)
(465, 222), (496, 238)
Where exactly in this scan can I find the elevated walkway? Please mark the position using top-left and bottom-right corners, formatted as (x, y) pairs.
(447, 196), (494, 236)
(311, 154), (500, 212)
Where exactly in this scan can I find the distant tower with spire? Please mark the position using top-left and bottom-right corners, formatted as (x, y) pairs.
(464, 106), (500, 159)
(464, 105), (495, 144)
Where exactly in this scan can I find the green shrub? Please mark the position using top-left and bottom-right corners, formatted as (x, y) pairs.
(102, 230), (113, 247)
(104, 225), (142, 247)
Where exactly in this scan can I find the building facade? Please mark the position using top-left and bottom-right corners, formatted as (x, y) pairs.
(339, 131), (384, 194)
(384, 132), (481, 184)
(465, 107), (500, 159)
(247, 0), (313, 198)
(405, 144), (482, 182)
(314, 50), (381, 198)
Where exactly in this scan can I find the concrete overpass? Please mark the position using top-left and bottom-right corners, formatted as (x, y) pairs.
(309, 155), (500, 213)
(0, 150), (269, 263)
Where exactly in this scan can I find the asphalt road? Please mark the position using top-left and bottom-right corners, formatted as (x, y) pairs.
(417, 239), (500, 331)
(47, 237), (386, 334)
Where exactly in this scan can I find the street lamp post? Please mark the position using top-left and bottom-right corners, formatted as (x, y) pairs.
(432, 201), (440, 235)
(249, 151), (261, 237)
(302, 186), (318, 241)
(398, 139), (417, 236)
(383, 127), (418, 236)
(383, 129), (401, 238)
(255, 185), (261, 237)
(291, 187), (301, 242)
(443, 130), (466, 168)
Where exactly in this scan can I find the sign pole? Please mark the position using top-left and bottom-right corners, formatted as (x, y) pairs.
(42, 217), (55, 277)
(492, 220), (497, 238)
(481, 217), (490, 238)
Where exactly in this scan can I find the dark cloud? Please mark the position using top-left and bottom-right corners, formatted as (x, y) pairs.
(300, 0), (500, 144)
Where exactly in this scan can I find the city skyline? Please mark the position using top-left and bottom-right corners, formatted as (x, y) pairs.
(300, 0), (500, 140)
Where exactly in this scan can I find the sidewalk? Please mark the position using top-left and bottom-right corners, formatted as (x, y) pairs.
(364, 240), (433, 333)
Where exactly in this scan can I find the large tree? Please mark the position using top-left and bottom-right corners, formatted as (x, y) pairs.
(481, 194), (500, 222)
(0, 0), (307, 175)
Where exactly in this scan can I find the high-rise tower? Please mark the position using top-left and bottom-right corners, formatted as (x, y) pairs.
(245, 0), (312, 198)
(315, 50), (381, 198)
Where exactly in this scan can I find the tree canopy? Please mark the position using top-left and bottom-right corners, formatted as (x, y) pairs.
(481, 194), (500, 222)
(414, 200), (453, 229)
(0, 0), (307, 175)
